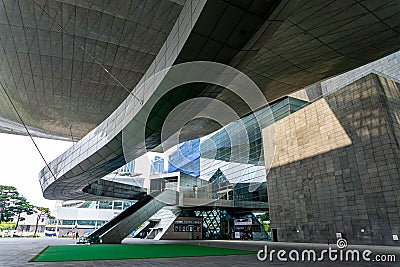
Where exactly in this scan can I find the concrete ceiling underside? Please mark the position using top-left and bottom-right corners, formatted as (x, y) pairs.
(243, 0), (400, 101)
(0, 0), (184, 140)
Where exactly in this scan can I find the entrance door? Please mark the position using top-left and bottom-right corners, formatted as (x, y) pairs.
(272, 228), (278, 242)
(220, 221), (229, 239)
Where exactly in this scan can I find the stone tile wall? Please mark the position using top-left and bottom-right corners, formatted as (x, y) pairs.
(263, 74), (400, 245)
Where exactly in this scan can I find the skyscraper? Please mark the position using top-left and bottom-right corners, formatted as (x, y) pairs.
(120, 160), (135, 174)
(151, 156), (164, 175)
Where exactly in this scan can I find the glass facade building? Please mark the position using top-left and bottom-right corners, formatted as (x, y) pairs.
(168, 138), (201, 177)
(199, 96), (308, 203)
(151, 156), (165, 175)
(172, 96), (308, 239)
(164, 96), (309, 204)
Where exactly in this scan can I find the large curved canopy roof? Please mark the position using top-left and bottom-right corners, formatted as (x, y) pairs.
(0, 0), (396, 200)
(0, 0), (184, 140)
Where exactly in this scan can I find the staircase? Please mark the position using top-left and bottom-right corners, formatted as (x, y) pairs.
(88, 190), (176, 244)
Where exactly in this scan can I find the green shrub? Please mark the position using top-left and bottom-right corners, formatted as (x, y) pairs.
(261, 221), (270, 232)
(0, 222), (16, 230)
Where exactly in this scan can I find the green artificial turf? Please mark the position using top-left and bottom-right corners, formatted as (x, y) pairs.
(31, 243), (256, 262)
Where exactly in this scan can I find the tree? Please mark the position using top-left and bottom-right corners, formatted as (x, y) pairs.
(0, 185), (18, 221)
(33, 207), (53, 236)
(256, 212), (270, 232)
(0, 185), (34, 223)
(10, 197), (35, 230)
(1, 186), (55, 236)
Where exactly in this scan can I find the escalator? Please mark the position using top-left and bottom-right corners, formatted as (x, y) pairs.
(88, 190), (176, 244)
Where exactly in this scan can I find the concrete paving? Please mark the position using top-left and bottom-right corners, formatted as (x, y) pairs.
(0, 237), (399, 266)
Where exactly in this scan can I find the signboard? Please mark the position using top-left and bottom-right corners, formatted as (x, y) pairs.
(173, 217), (202, 233)
(174, 220), (202, 225)
(234, 218), (253, 240)
(234, 218), (252, 226)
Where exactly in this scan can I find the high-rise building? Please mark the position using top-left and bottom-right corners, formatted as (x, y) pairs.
(120, 160), (135, 174)
(151, 156), (165, 175)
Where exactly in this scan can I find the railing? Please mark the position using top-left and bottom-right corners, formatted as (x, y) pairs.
(87, 191), (164, 243)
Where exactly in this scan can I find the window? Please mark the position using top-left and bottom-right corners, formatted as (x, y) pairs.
(59, 219), (75, 225)
(113, 201), (123, 210)
(77, 220), (96, 226)
(123, 202), (132, 210)
(96, 220), (107, 227)
(98, 201), (112, 209)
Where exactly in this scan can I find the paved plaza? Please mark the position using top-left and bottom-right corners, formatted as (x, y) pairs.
(0, 238), (399, 266)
